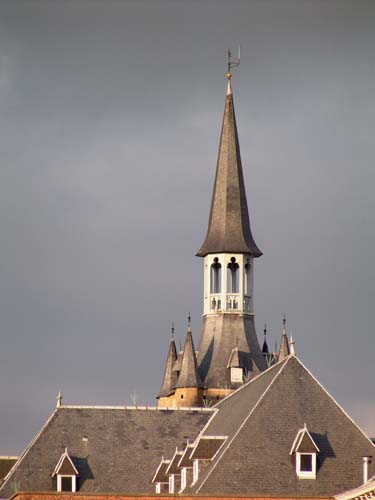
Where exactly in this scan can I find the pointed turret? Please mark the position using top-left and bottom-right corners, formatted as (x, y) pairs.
(175, 316), (203, 390)
(196, 78), (261, 258)
(157, 325), (178, 399)
(262, 324), (269, 354)
(278, 315), (290, 361)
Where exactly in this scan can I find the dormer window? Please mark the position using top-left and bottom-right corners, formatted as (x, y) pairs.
(52, 448), (79, 492)
(290, 425), (319, 479)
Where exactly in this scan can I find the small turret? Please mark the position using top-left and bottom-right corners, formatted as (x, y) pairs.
(278, 315), (290, 361)
(157, 325), (178, 404)
(262, 324), (269, 354)
(174, 315), (204, 406)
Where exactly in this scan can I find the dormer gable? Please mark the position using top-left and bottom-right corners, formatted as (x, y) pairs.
(290, 425), (320, 479)
(52, 448), (78, 492)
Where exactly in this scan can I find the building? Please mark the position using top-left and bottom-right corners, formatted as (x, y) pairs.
(157, 72), (268, 409)
(0, 68), (373, 500)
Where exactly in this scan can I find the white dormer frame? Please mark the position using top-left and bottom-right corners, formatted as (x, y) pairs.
(290, 425), (320, 480)
(296, 452), (317, 479)
(192, 459), (199, 485)
(57, 475), (77, 492)
(168, 474), (175, 494)
(52, 448), (79, 492)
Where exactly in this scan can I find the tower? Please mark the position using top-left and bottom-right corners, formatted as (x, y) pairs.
(157, 59), (267, 407)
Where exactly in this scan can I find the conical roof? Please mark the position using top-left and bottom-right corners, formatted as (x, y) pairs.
(278, 318), (290, 361)
(196, 80), (262, 258)
(174, 327), (203, 389)
(157, 336), (178, 398)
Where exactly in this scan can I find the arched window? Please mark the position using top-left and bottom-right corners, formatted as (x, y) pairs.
(210, 258), (221, 293)
(227, 258), (239, 293)
(244, 261), (251, 296)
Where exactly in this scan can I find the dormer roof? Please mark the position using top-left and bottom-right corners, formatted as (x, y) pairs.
(290, 425), (320, 455)
(166, 449), (183, 475)
(190, 436), (227, 461)
(52, 448), (78, 477)
(178, 444), (195, 468)
(152, 459), (170, 484)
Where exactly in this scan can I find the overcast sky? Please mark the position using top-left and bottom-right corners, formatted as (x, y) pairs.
(0, 0), (374, 454)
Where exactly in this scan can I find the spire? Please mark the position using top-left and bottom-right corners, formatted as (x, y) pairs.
(278, 314), (290, 361)
(157, 326), (178, 398)
(174, 319), (203, 389)
(196, 68), (262, 257)
(262, 324), (269, 354)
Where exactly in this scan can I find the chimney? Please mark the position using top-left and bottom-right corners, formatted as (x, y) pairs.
(362, 456), (372, 484)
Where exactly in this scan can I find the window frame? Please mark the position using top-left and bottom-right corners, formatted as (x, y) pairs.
(57, 474), (77, 492)
(296, 452), (317, 479)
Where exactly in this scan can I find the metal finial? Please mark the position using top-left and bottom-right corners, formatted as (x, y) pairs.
(283, 313), (286, 328)
(264, 324), (267, 336)
(171, 322), (175, 339)
(56, 391), (63, 408)
(226, 46), (240, 80)
(187, 312), (191, 331)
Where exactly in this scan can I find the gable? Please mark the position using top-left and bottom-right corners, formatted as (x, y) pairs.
(54, 455), (78, 476)
(194, 356), (375, 496)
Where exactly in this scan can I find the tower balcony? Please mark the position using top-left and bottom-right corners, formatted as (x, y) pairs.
(209, 293), (252, 313)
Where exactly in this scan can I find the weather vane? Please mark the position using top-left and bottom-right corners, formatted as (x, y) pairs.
(227, 46), (241, 79)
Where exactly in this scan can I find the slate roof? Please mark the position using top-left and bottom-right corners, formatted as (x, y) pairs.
(174, 328), (203, 389)
(178, 444), (195, 468)
(157, 337), (177, 398)
(0, 406), (212, 498)
(196, 80), (262, 258)
(152, 460), (170, 484)
(190, 437), (226, 460)
(189, 355), (375, 496)
(197, 314), (267, 389)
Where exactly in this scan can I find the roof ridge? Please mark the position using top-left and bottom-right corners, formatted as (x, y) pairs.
(56, 405), (213, 411)
(213, 355), (288, 408)
(196, 356), (291, 493)
(0, 408), (58, 493)
(293, 356), (375, 450)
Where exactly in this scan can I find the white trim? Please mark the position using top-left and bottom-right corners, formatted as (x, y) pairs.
(296, 452), (317, 479)
(151, 459), (170, 483)
(177, 444), (194, 468)
(52, 448), (79, 476)
(335, 477), (375, 500)
(195, 356), (291, 493)
(180, 467), (187, 492)
(192, 459), (199, 485)
(60, 404), (213, 412)
(189, 435), (227, 460)
(0, 408), (58, 491)
(165, 449), (183, 475)
(293, 357), (375, 450)
(155, 482), (161, 494)
(57, 474), (77, 492)
(168, 474), (175, 494)
(213, 355), (289, 408)
(290, 426), (320, 455)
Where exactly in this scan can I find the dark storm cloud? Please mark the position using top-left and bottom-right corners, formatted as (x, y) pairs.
(0, 0), (374, 453)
